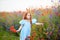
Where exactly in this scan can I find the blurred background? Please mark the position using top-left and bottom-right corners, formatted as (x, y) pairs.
(0, 0), (60, 40)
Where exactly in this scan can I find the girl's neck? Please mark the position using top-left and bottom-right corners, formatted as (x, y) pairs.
(25, 19), (30, 22)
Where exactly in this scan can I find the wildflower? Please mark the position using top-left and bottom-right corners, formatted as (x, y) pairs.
(10, 26), (16, 33)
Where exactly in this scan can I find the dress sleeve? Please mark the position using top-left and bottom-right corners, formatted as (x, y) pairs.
(32, 19), (37, 24)
(19, 20), (25, 26)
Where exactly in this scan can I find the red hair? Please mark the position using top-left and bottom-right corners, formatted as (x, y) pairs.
(23, 12), (32, 25)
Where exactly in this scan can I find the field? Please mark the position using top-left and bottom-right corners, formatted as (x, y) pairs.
(0, 6), (60, 40)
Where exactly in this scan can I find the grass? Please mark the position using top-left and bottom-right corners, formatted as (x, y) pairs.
(0, 26), (19, 40)
(0, 6), (60, 40)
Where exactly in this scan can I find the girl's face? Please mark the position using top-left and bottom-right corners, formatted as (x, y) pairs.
(27, 13), (31, 19)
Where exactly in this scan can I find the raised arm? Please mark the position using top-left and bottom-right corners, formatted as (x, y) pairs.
(35, 22), (44, 26)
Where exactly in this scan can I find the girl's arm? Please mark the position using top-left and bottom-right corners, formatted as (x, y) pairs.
(16, 26), (22, 32)
(35, 23), (44, 26)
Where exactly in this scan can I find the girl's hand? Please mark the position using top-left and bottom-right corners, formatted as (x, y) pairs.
(35, 23), (44, 26)
(16, 30), (20, 32)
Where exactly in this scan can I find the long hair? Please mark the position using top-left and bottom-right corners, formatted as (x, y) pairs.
(23, 12), (32, 26)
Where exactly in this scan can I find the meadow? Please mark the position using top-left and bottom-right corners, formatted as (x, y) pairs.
(0, 6), (60, 40)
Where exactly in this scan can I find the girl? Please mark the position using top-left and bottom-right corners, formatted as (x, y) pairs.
(16, 12), (43, 40)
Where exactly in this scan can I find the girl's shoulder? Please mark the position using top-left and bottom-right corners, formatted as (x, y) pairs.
(19, 19), (25, 24)
(20, 19), (25, 22)
(32, 19), (37, 21)
(32, 18), (37, 24)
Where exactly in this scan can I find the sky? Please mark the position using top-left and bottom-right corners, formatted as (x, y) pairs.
(0, 0), (59, 12)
